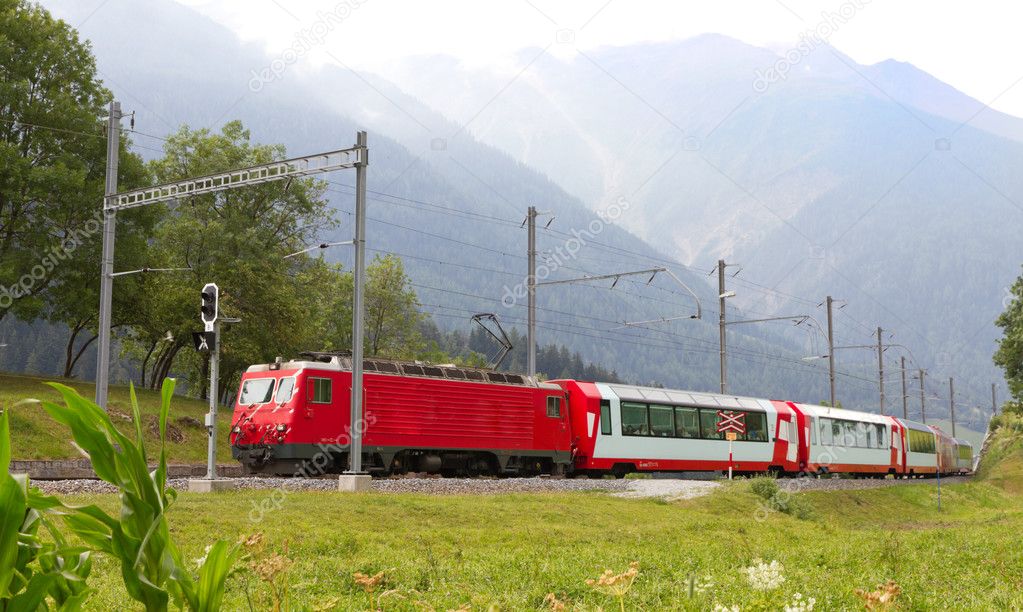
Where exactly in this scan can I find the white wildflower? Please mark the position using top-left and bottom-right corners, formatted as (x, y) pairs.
(193, 544), (213, 569)
(694, 575), (714, 595)
(713, 604), (740, 612)
(784, 592), (816, 612)
(742, 558), (785, 590)
(686, 573), (714, 597)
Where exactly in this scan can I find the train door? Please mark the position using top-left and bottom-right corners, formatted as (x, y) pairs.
(545, 392), (571, 452)
(790, 404), (810, 472)
(890, 422), (903, 474)
(770, 402), (799, 472)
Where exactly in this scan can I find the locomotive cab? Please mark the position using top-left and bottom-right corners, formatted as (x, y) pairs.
(230, 358), (344, 475)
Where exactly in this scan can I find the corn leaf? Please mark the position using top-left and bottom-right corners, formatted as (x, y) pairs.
(0, 410), (28, 598)
(200, 541), (241, 612)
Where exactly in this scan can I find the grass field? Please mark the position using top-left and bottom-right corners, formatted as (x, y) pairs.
(8, 372), (1021, 609)
(1, 372), (233, 462)
(56, 474), (1023, 610)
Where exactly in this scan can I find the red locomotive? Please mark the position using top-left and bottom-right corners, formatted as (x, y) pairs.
(231, 353), (573, 476)
(230, 353), (973, 478)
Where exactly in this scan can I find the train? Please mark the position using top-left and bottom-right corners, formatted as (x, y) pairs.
(229, 353), (974, 478)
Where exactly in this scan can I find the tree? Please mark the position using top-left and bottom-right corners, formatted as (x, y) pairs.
(364, 254), (423, 358)
(995, 271), (1023, 401)
(123, 121), (338, 393)
(0, 0), (118, 322)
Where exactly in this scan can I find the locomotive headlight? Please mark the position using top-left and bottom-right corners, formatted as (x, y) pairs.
(275, 424), (286, 432)
(232, 426), (241, 433)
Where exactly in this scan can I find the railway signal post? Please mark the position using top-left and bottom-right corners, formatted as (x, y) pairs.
(717, 410), (746, 480)
(189, 283), (237, 493)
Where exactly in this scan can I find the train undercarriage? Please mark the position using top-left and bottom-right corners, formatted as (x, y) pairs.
(234, 444), (568, 478)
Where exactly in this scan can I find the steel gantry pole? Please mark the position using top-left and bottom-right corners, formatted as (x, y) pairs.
(348, 131), (368, 475)
(826, 296), (836, 408)
(877, 327), (885, 414)
(901, 356), (908, 420)
(992, 382), (998, 414)
(526, 206), (537, 377)
(949, 377), (956, 437)
(718, 259), (727, 394)
(919, 369), (927, 423)
(95, 101), (121, 408)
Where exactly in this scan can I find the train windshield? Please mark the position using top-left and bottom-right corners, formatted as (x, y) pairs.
(239, 378), (276, 405)
(275, 377), (296, 404)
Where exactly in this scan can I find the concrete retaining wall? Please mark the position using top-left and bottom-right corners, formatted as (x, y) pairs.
(10, 459), (243, 480)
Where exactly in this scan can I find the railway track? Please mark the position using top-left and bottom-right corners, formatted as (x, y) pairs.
(22, 463), (971, 497)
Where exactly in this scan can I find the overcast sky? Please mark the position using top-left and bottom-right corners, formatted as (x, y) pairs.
(176, 0), (1023, 118)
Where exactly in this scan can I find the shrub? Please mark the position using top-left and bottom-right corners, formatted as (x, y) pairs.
(749, 475), (812, 519)
(749, 475), (779, 500)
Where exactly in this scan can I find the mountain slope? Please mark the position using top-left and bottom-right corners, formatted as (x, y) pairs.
(18, 0), (862, 409)
(378, 35), (1021, 428)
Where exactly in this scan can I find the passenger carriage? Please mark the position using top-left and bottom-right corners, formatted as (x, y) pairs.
(952, 438), (974, 474)
(791, 403), (900, 476)
(895, 419), (939, 476)
(550, 380), (803, 477)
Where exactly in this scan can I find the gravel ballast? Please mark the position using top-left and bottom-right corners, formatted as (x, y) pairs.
(30, 473), (970, 497)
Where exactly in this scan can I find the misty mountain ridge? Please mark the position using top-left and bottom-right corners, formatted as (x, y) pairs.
(16, 0), (1012, 428)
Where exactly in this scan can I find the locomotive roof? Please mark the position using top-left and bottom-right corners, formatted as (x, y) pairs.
(247, 354), (543, 388)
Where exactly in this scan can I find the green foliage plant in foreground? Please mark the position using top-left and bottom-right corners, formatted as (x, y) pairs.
(0, 379), (239, 611)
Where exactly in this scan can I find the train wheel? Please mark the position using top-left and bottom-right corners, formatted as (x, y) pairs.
(611, 463), (633, 479)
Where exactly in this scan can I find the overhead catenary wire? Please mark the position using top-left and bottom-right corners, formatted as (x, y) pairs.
(319, 202), (920, 394)
(314, 194), (962, 403)
(72, 118), (987, 413)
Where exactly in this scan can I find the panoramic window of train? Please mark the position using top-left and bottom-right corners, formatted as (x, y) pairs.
(600, 400), (612, 435)
(649, 404), (673, 437)
(621, 402), (649, 436)
(831, 419), (844, 445)
(275, 377), (296, 404)
(746, 412), (768, 441)
(674, 407), (699, 438)
(308, 377), (332, 404)
(820, 418), (833, 445)
(838, 421), (854, 446)
(876, 424), (887, 448)
(700, 409), (724, 440)
(856, 422), (870, 447)
(909, 430), (936, 453)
